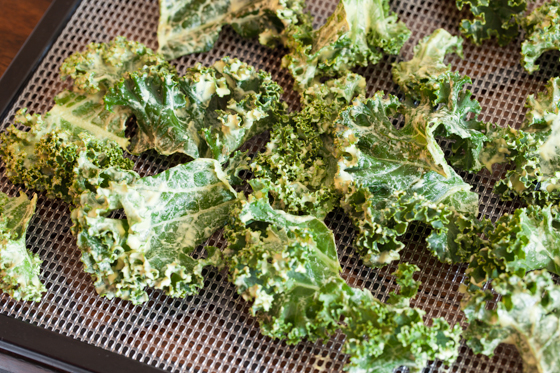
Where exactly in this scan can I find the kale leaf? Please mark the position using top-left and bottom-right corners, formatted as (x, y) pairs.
(339, 264), (462, 373)
(467, 204), (560, 286)
(282, 0), (410, 91)
(224, 191), (461, 372)
(0, 192), (45, 302)
(71, 158), (238, 304)
(480, 76), (560, 206)
(393, 29), (488, 172)
(105, 57), (284, 161)
(332, 29), (490, 267)
(61, 36), (167, 94)
(393, 28), (464, 102)
(0, 38), (169, 203)
(250, 73), (365, 218)
(223, 190), (344, 343)
(456, 0), (528, 46)
(334, 91), (480, 267)
(0, 92), (133, 203)
(520, 1), (560, 73)
(157, 0), (308, 60)
(462, 270), (560, 373)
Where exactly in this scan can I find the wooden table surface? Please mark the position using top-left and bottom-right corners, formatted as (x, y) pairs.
(0, 0), (53, 78)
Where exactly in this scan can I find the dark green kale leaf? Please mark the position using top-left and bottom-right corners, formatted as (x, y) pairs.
(105, 57), (284, 161)
(250, 73), (365, 219)
(104, 64), (201, 157)
(430, 73), (488, 172)
(183, 57), (285, 161)
(456, 0), (528, 46)
(71, 158), (238, 304)
(337, 264), (462, 373)
(223, 190), (344, 343)
(520, 1), (560, 73)
(462, 270), (560, 373)
(282, 0), (410, 91)
(0, 192), (45, 302)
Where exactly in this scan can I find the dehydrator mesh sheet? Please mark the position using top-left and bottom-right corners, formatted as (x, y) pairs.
(0, 0), (556, 371)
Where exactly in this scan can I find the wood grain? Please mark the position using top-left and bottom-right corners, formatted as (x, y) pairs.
(0, 0), (53, 78)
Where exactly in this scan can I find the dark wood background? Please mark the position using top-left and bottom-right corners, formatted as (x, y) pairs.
(0, 0), (52, 78)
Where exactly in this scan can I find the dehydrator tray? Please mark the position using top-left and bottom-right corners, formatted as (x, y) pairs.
(0, 0), (555, 372)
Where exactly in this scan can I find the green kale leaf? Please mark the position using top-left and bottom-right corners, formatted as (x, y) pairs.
(0, 192), (46, 302)
(223, 189), (343, 344)
(334, 92), (480, 267)
(393, 28), (464, 102)
(157, 0), (308, 60)
(105, 57), (284, 161)
(71, 158), (237, 304)
(393, 29), (488, 172)
(430, 73), (488, 172)
(224, 192), (461, 371)
(282, 0), (410, 91)
(250, 73), (365, 219)
(0, 92), (133, 203)
(104, 64), (201, 157)
(456, 0), (527, 46)
(520, 1), (560, 73)
(223, 150), (251, 186)
(0, 38), (164, 202)
(60, 36), (167, 94)
(480, 77), (560, 206)
(462, 270), (560, 373)
(467, 204), (560, 286)
(184, 58), (285, 161)
(338, 264), (462, 373)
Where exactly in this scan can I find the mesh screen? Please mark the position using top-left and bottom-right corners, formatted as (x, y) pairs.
(0, 0), (555, 371)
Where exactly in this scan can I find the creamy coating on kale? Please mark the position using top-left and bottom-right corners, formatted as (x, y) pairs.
(71, 158), (237, 305)
(0, 192), (45, 302)
(520, 1), (560, 73)
(157, 0), (308, 60)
